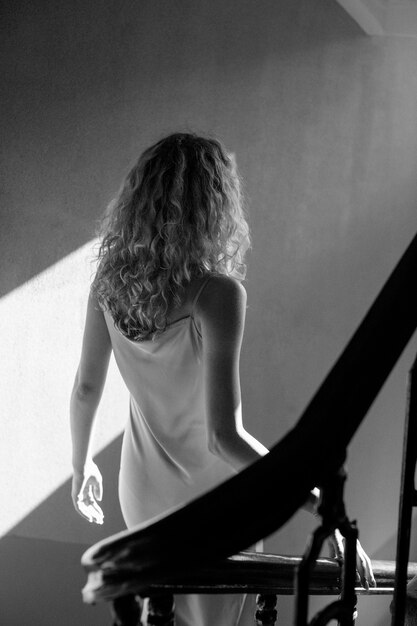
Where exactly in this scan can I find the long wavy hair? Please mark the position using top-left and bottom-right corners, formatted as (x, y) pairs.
(92, 132), (251, 341)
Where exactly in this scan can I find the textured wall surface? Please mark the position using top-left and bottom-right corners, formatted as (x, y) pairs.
(2, 0), (417, 623)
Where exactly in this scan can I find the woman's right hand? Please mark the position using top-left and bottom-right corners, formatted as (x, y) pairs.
(71, 461), (104, 525)
(328, 529), (376, 590)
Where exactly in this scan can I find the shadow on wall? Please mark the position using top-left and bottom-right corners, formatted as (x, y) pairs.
(0, 536), (112, 626)
(1, 437), (125, 626)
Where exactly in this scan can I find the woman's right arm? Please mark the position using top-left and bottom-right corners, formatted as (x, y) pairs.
(196, 275), (268, 471)
(197, 276), (319, 514)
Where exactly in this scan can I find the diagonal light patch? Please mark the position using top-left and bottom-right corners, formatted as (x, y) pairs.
(0, 240), (128, 538)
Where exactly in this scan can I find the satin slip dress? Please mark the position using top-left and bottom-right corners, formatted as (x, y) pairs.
(103, 275), (257, 626)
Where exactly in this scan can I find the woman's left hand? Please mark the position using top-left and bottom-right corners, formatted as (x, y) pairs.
(328, 528), (376, 590)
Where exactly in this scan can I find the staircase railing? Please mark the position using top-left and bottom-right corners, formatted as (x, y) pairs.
(81, 232), (417, 625)
(83, 553), (417, 625)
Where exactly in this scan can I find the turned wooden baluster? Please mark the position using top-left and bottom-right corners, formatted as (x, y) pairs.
(111, 594), (175, 626)
(111, 595), (142, 626)
(147, 594), (175, 626)
(256, 594), (278, 625)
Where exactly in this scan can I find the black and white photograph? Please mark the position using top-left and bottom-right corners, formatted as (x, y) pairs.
(1, 1), (417, 624)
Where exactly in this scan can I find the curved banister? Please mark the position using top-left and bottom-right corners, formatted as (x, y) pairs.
(82, 232), (417, 589)
(82, 551), (417, 603)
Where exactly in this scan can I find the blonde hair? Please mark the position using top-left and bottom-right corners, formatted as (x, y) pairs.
(92, 132), (250, 341)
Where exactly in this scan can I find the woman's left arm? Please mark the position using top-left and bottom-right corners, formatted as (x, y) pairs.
(70, 293), (112, 524)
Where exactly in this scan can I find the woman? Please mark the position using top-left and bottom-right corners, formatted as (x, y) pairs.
(70, 132), (374, 625)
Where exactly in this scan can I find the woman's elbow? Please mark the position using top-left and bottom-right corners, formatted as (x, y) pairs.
(72, 379), (100, 402)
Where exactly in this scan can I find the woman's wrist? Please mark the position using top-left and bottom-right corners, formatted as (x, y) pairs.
(72, 457), (93, 476)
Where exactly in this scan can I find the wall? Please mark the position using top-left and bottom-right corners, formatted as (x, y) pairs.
(1, 0), (417, 623)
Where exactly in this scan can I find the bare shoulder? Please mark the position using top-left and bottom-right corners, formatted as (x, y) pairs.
(197, 274), (246, 311)
(194, 274), (247, 343)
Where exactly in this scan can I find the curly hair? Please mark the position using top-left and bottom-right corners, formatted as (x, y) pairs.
(92, 132), (251, 341)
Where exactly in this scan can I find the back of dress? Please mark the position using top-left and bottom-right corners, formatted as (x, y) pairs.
(103, 275), (236, 526)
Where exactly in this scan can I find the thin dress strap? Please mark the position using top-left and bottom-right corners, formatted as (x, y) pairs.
(191, 275), (212, 316)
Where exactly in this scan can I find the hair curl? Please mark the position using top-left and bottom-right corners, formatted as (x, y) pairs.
(92, 132), (251, 341)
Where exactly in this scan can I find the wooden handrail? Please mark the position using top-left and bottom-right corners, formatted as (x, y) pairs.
(82, 551), (417, 603)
